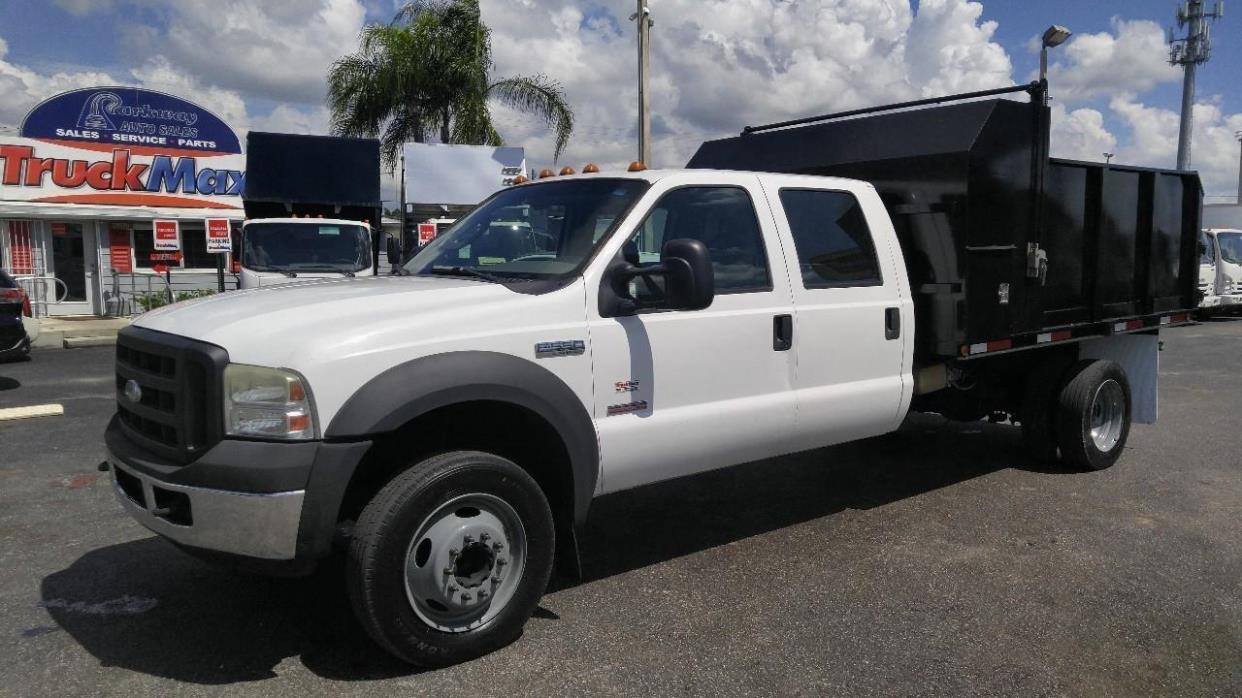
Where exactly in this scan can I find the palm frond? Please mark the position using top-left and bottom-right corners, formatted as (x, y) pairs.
(486, 75), (575, 160)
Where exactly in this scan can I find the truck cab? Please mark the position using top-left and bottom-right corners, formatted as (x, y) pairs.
(238, 217), (373, 288)
(1202, 228), (1242, 310)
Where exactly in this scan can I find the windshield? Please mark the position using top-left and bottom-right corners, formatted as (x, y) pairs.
(403, 178), (648, 281)
(1200, 232), (1216, 264)
(1218, 232), (1242, 265)
(243, 222), (371, 273)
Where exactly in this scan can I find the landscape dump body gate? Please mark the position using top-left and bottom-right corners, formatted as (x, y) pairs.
(687, 82), (1202, 362)
(243, 132), (383, 273)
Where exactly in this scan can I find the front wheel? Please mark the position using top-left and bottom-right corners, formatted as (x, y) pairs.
(346, 451), (555, 667)
(1055, 360), (1132, 471)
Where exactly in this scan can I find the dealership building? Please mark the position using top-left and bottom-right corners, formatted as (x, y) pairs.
(0, 87), (246, 316)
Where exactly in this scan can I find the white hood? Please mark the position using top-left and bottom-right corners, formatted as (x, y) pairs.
(135, 275), (516, 364)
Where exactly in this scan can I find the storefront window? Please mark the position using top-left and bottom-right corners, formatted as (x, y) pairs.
(132, 223), (221, 270)
(180, 226), (217, 269)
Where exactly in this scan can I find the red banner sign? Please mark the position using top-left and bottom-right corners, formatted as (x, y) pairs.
(153, 219), (180, 250)
(418, 222), (437, 246)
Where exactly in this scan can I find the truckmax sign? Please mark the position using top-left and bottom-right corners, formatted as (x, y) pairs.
(1, 87), (244, 209)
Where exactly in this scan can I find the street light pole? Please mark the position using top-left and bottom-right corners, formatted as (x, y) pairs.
(1039, 25), (1072, 107)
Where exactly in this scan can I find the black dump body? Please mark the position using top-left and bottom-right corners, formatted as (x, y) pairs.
(243, 132), (381, 224)
(688, 84), (1202, 361)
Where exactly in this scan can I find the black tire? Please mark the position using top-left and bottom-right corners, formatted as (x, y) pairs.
(347, 450), (555, 667)
(1019, 358), (1069, 463)
(1055, 360), (1131, 471)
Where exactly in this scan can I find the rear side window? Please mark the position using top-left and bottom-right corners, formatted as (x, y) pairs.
(779, 189), (882, 288)
(0, 271), (16, 288)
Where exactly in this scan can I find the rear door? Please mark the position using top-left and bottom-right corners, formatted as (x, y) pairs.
(760, 177), (912, 452)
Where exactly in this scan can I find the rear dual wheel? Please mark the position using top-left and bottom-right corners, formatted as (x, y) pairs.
(346, 451), (555, 667)
(1021, 358), (1131, 471)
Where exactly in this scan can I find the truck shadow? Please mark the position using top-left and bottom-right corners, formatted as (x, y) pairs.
(570, 413), (1069, 584)
(40, 415), (1063, 684)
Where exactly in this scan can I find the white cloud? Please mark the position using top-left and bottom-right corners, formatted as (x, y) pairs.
(1043, 19), (1181, 102)
(483, 0), (1016, 170)
(146, 0), (367, 104)
(1111, 96), (1242, 196)
(2, 0), (1238, 200)
(1049, 104), (1117, 162)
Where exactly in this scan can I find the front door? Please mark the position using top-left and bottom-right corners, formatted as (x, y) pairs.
(48, 221), (96, 315)
(589, 176), (798, 494)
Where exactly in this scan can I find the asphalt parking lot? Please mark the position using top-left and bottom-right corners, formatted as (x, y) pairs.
(1, 321), (1240, 697)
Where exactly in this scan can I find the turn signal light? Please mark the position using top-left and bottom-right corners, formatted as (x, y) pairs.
(538, 168), (555, 179)
(628, 161), (647, 172)
(583, 163), (600, 173)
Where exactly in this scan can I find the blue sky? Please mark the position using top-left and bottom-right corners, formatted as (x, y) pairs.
(0, 1), (1238, 197)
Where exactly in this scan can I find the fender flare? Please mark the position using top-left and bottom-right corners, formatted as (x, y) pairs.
(325, 351), (598, 524)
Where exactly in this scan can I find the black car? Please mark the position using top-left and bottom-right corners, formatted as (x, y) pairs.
(0, 270), (31, 361)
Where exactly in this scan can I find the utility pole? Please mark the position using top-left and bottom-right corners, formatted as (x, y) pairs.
(1169, 0), (1224, 170)
(631, 0), (652, 166)
(1236, 130), (1242, 203)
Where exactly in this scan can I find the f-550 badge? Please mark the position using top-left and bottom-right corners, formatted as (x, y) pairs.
(534, 340), (585, 358)
(614, 379), (640, 393)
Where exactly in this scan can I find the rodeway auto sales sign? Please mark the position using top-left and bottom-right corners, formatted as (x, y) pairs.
(0, 86), (245, 209)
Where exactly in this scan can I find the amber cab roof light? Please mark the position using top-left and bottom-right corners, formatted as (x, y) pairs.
(627, 161), (647, 172)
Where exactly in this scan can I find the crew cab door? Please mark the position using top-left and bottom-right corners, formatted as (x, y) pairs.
(760, 177), (912, 452)
(587, 175), (798, 494)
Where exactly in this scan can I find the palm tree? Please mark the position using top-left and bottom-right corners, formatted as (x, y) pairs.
(327, 0), (574, 168)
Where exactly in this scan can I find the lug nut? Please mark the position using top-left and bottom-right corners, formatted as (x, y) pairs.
(461, 593), (472, 603)
(493, 542), (504, 552)
(480, 532), (490, 542)
(463, 535), (474, 544)
(496, 558), (507, 568)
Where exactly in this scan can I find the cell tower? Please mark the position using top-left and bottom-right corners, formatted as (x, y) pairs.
(1168, 0), (1224, 170)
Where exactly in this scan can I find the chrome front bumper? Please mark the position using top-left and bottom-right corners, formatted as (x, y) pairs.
(108, 452), (306, 560)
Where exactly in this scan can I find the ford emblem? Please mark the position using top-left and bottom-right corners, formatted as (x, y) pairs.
(123, 379), (143, 403)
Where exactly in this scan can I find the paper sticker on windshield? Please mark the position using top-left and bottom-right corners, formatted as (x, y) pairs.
(319, 226), (340, 236)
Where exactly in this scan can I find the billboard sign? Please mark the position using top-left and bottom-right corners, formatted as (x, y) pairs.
(205, 218), (231, 253)
(153, 219), (180, 250)
(403, 143), (526, 206)
(1, 86), (244, 209)
(21, 86), (242, 155)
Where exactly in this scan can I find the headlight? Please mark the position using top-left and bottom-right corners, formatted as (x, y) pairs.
(223, 364), (317, 440)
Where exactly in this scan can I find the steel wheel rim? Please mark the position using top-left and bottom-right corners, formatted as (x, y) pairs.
(1088, 379), (1125, 453)
(403, 493), (527, 633)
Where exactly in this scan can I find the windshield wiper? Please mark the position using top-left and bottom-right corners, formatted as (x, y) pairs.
(425, 266), (507, 283)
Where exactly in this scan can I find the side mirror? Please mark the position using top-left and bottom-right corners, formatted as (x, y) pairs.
(385, 233), (402, 267)
(658, 238), (714, 310)
(599, 238), (714, 317)
(1198, 241), (1208, 258)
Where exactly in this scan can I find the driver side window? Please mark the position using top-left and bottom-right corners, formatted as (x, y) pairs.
(627, 186), (771, 301)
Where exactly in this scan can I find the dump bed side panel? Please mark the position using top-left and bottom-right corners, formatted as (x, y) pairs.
(690, 96), (1202, 361)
